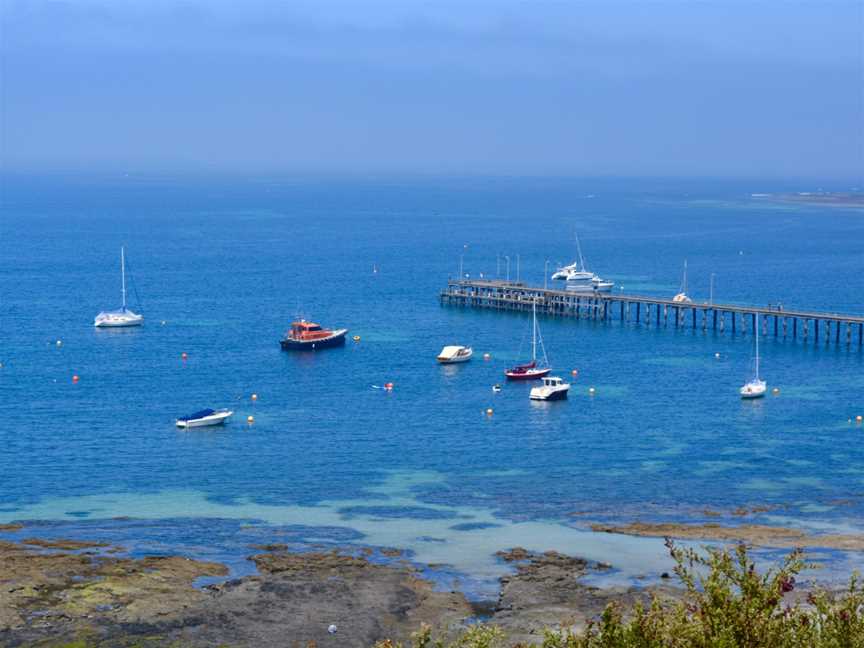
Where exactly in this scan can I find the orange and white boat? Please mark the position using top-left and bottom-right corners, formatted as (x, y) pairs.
(280, 320), (348, 350)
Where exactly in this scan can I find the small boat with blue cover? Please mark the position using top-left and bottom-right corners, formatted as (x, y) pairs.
(175, 408), (233, 428)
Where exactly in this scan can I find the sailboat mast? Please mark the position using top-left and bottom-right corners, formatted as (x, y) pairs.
(755, 318), (760, 379)
(121, 246), (127, 310)
(683, 259), (688, 294)
(575, 233), (586, 272)
(532, 301), (537, 361)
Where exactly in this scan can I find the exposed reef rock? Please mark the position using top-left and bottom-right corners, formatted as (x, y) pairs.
(489, 547), (679, 644)
(590, 522), (864, 550)
(0, 542), (471, 647)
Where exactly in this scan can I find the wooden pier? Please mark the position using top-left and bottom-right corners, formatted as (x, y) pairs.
(440, 280), (864, 347)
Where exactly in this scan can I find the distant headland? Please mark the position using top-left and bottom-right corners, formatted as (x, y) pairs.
(751, 191), (864, 208)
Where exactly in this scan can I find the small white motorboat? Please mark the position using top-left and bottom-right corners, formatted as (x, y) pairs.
(437, 345), (473, 363)
(530, 376), (570, 401)
(175, 408), (233, 428)
(95, 247), (144, 327)
(740, 324), (767, 399)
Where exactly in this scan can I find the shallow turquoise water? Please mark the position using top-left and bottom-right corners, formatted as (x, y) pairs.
(1, 174), (862, 589)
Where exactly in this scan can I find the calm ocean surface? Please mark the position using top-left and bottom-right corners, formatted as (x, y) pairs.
(1, 174), (863, 591)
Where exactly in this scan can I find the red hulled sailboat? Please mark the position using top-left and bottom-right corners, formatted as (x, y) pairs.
(505, 301), (551, 380)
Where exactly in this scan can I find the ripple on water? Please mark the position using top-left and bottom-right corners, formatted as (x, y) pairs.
(739, 478), (786, 493)
(693, 460), (753, 476)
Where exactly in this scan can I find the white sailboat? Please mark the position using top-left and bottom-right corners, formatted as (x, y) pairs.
(672, 259), (692, 303)
(94, 247), (143, 328)
(740, 324), (767, 399)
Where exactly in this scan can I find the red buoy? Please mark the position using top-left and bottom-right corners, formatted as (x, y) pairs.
(384, 382), (394, 391)
(72, 375), (80, 383)
(181, 352), (188, 360)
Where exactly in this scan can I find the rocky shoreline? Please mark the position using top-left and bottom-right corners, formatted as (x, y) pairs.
(3, 513), (864, 647)
(0, 537), (680, 647)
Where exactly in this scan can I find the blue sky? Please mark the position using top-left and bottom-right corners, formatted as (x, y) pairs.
(1, 0), (862, 178)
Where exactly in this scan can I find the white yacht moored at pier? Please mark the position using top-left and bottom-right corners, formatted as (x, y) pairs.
(551, 234), (613, 292)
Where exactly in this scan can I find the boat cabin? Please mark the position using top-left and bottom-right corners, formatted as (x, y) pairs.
(288, 320), (331, 341)
(542, 377), (565, 387)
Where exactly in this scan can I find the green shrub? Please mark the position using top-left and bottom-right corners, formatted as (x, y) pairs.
(378, 541), (864, 647)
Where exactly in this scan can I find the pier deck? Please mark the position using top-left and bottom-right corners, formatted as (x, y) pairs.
(440, 280), (864, 346)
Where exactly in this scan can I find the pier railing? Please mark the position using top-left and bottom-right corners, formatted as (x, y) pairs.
(440, 280), (864, 346)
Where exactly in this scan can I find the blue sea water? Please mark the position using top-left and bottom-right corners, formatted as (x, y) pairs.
(1, 174), (863, 592)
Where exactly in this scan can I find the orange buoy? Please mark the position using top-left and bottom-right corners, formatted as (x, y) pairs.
(856, 415), (863, 424)
(247, 415), (255, 424)
(483, 353), (491, 360)
(251, 393), (258, 401)
(72, 375), (80, 383)
(486, 408), (494, 416)
(571, 369), (579, 376)
(181, 352), (188, 360)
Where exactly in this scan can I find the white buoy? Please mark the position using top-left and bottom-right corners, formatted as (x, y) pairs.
(56, 340), (62, 347)
(328, 624), (338, 634)
(714, 352), (720, 359)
